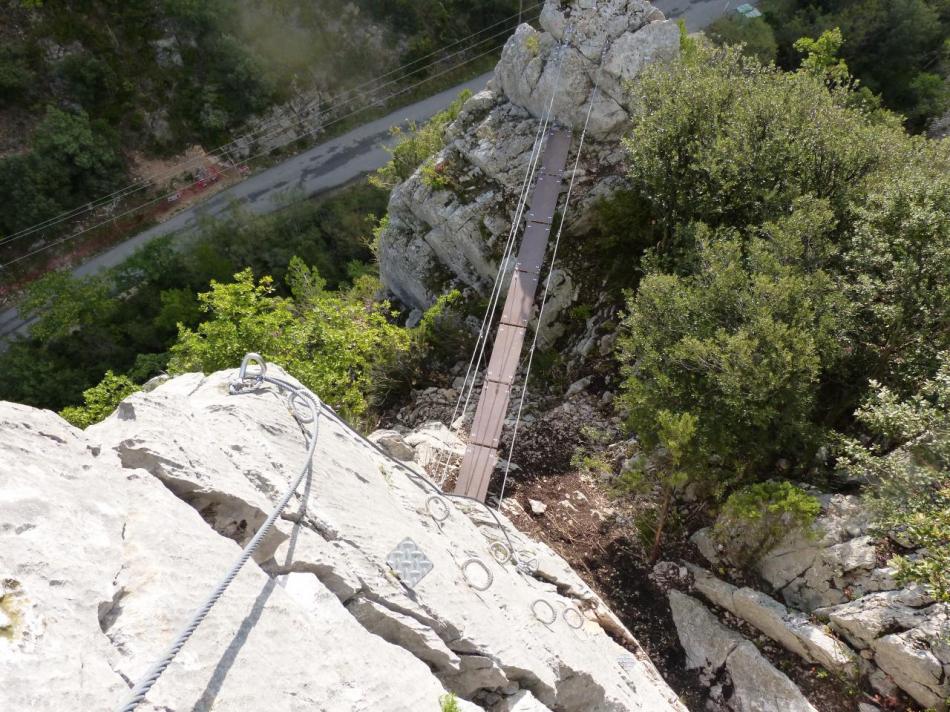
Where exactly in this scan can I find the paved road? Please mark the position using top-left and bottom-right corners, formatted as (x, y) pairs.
(0, 72), (494, 341)
(0, 0), (754, 343)
(652, 0), (748, 30)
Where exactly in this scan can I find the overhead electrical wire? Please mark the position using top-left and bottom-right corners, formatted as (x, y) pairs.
(0, 4), (542, 254)
(0, 23), (540, 272)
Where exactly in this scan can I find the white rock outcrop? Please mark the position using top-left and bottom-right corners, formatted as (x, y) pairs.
(696, 492), (950, 710)
(0, 367), (683, 711)
(668, 591), (818, 712)
(687, 564), (859, 678)
(377, 0), (679, 313)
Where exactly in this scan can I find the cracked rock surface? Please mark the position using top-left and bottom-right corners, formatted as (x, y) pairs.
(377, 0), (679, 313)
(1, 367), (682, 711)
(668, 591), (819, 712)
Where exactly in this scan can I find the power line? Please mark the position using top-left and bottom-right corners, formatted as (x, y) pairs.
(0, 4), (542, 253)
(0, 31), (532, 271)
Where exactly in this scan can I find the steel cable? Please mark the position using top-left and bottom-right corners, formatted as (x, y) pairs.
(115, 354), (320, 712)
(497, 44), (608, 508)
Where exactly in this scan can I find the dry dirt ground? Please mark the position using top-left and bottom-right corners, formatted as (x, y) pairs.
(490, 467), (910, 712)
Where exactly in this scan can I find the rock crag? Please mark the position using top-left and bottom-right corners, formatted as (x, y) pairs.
(0, 366), (683, 711)
(377, 0), (679, 315)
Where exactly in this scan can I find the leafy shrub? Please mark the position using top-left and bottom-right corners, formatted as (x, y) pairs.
(371, 90), (471, 189)
(168, 267), (408, 424)
(59, 371), (140, 429)
(618, 212), (848, 481)
(713, 481), (821, 566)
(838, 354), (950, 601)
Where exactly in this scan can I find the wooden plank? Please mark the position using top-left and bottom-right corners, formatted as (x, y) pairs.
(500, 270), (539, 328)
(516, 221), (552, 275)
(486, 322), (527, 385)
(455, 443), (498, 500)
(469, 379), (510, 449)
(454, 125), (573, 501)
(540, 128), (572, 176)
(525, 173), (563, 225)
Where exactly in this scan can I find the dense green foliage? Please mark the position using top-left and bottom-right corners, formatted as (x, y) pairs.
(168, 267), (408, 422)
(839, 354), (950, 601)
(612, 41), (949, 562)
(59, 371), (140, 429)
(0, 185), (383, 410)
(713, 482), (821, 566)
(706, 0), (950, 130)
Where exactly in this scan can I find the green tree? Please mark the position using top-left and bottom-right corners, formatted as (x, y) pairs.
(0, 43), (34, 106)
(168, 267), (409, 422)
(794, 27), (851, 85)
(842, 165), (950, 396)
(616, 410), (699, 563)
(618, 207), (848, 480)
(622, 44), (903, 253)
(59, 371), (140, 429)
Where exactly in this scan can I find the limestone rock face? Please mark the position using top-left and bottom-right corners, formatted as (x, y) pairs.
(695, 492), (950, 711)
(377, 0), (678, 314)
(0, 367), (683, 712)
(687, 565), (859, 678)
(720, 494), (891, 612)
(668, 591), (818, 712)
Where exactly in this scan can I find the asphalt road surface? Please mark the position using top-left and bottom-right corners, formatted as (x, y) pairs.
(0, 73), (494, 341)
(652, 0), (748, 30)
(0, 0), (754, 343)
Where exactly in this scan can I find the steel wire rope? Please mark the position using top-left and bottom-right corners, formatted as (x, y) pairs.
(432, 26), (575, 487)
(114, 355), (321, 712)
(0, 6), (543, 250)
(431, 112), (548, 486)
(310, 397), (521, 562)
(496, 45), (606, 508)
(0, 38), (517, 271)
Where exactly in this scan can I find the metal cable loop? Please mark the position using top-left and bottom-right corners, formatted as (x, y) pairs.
(489, 541), (512, 564)
(562, 606), (585, 629)
(531, 599), (557, 625)
(116, 366), (321, 712)
(461, 557), (494, 591)
(426, 495), (451, 523)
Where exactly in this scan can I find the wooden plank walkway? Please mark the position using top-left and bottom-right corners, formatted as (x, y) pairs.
(454, 126), (573, 501)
